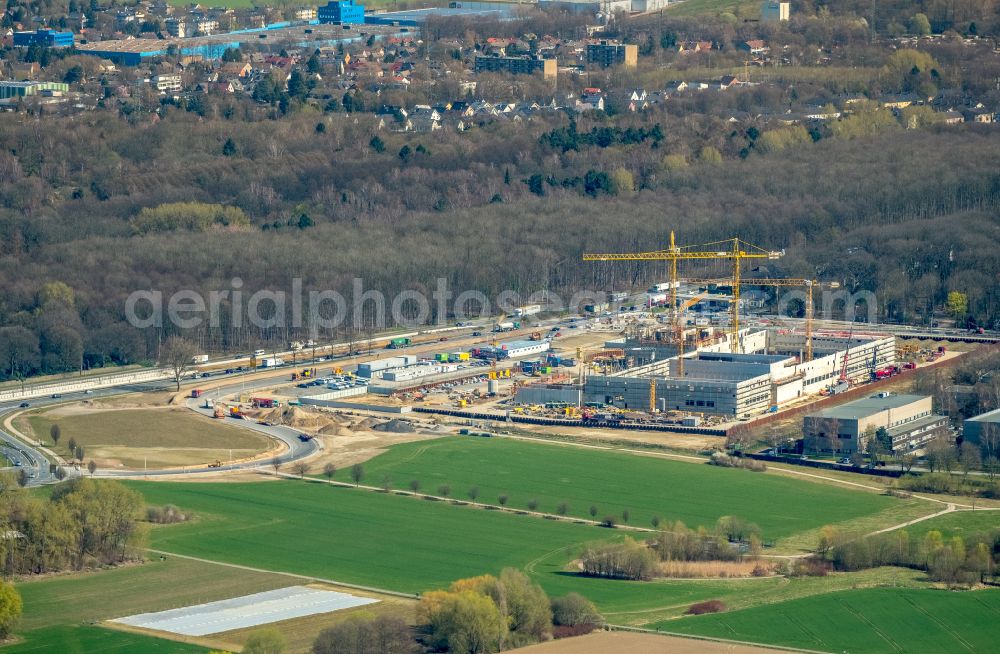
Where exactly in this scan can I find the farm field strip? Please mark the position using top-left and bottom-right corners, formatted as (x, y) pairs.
(329, 436), (897, 540)
(655, 587), (1000, 654)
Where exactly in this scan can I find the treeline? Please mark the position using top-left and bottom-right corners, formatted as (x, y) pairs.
(651, 517), (764, 562)
(307, 570), (603, 654)
(416, 568), (602, 652)
(580, 516), (766, 580)
(1, 106), (1000, 378)
(0, 476), (148, 576)
(819, 524), (999, 586)
(540, 122), (664, 153)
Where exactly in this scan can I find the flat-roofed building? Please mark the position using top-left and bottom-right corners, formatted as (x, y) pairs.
(804, 393), (949, 455)
(474, 55), (556, 80)
(963, 408), (1000, 447)
(586, 40), (638, 68)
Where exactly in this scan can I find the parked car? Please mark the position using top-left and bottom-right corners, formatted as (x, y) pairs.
(472, 331), (483, 337)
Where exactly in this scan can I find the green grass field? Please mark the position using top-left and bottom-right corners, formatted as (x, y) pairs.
(1, 625), (208, 654)
(665, 0), (756, 17)
(132, 480), (618, 595)
(902, 510), (1000, 539)
(15, 556), (296, 632)
(657, 587), (1000, 653)
(22, 408), (270, 469)
(330, 437), (896, 540)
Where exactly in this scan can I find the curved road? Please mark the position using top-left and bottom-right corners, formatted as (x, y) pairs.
(0, 373), (320, 485)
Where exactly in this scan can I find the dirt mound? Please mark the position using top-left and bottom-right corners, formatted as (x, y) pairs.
(355, 417), (381, 430)
(257, 408), (284, 424)
(373, 419), (415, 433)
(319, 423), (357, 437)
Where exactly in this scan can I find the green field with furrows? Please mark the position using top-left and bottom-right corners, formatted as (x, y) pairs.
(14, 557), (296, 632)
(657, 587), (1000, 654)
(330, 437), (895, 538)
(1, 625), (208, 654)
(131, 480), (617, 595)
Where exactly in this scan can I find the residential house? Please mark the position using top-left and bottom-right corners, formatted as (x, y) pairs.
(739, 39), (768, 55)
(940, 110), (964, 124)
(962, 107), (994, 123)
(220, 62), (252, 78)
(678, 41), (713, 55)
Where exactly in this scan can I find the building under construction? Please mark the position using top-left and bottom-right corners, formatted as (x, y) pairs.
(583, 328), (896, 418)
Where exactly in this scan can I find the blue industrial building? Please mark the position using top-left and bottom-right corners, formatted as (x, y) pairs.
(77, 40), (240, 66)
(13, 29), (75, 48)
(318, 1), (365, 24)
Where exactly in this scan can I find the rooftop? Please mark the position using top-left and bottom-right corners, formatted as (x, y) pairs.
(966, 408), (1000, 424)
(810, 393), (929, 421)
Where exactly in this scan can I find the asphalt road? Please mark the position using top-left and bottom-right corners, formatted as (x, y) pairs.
(0, 371), (320, 485)
(1, 307), (993, 487)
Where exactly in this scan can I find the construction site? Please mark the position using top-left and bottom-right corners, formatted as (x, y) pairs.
(189, 232), (962, 442)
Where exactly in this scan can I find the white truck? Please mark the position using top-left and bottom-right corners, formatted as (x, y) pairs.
(191, 354), (209, 364)
(259, 357), (284, 368)
(513, 304), (542, 317)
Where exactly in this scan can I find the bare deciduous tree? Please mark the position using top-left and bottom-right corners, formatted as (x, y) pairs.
(160, 336), (200, 391)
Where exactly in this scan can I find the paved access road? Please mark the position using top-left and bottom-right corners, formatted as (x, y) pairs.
(0, 372), (319, 485)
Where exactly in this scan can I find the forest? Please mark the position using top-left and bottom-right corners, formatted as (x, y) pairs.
(1, 99), (998, 380)
(0, 3), (999, 379)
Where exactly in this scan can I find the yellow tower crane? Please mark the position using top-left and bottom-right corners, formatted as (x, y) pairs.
(687, 277), (840, 362)
(583, 232), (784, 354)
(739, 278), (839, 362)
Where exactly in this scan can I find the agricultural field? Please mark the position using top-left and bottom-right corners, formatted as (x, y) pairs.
(329, 437), (903, 542)
(131, 480), (618, 595)
(1, 625), (209, 654)
(19, 406), (271, 469)
(658, 587), (1000, 654)
(128, 479), (946, 621)
(14, 556), (296, 632)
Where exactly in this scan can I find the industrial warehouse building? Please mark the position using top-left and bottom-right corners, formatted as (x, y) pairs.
(13, 29), (74, 48)
(77, 38), (240, 65)
(583, 329), (896, 417)
(318, 0), (365, 24)
(963, 408), (1000, 446)
(804, 394), (949, 455)
(0, 81), (70, 100)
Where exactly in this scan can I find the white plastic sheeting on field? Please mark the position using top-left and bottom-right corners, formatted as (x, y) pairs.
(112, 586), (378, 636)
